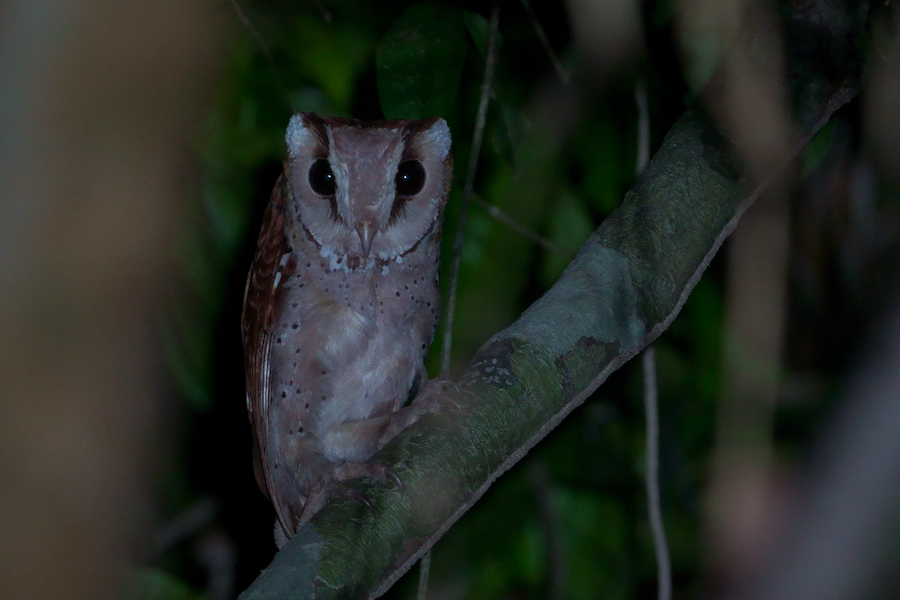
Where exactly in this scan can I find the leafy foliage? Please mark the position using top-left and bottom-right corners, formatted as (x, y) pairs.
(377, 2), (467, 120)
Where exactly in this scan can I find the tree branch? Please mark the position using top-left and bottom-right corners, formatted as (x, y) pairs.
(238, 2), (865, 598)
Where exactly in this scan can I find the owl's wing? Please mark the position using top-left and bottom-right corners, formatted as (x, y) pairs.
(241, 174), (295, 516)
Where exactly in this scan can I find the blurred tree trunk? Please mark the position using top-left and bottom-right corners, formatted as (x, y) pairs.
(0, 2), (221, 599)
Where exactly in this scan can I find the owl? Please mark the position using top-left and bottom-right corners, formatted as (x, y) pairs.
(242, 112), (452, 546)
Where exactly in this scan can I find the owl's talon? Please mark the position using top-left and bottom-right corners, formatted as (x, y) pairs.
(340, 483), (374, 513)
(330, 461), (404, 515)
(385, 467), (404, 496)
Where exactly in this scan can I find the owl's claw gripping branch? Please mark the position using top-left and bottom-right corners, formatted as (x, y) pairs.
(242, 112), (453, 547)
(334, 461), (403, 495)
(413, 379), (464, 413)
(331, 480), (375, 516)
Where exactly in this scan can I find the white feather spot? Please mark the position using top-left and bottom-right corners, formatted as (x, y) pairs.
(272, 252), (291, 288)
(319, 245), (351, 273)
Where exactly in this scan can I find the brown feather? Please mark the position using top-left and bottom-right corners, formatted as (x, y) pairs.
(241, 174), (295, 520)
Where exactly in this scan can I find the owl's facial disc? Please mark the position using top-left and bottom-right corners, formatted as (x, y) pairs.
(284, 113), (451, 264)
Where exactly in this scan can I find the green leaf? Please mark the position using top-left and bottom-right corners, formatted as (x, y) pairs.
(463, 10), (503, 57)
(282, 15), (374, 113)
(376, 2), (466, 119)
(463, 11), (490, 56)
(802, 118), (835, 176)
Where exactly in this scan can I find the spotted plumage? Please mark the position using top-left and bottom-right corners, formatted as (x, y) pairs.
(242, 112), (452, 545)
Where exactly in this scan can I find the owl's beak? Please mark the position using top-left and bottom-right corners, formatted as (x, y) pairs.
(356, 221), (376, 258)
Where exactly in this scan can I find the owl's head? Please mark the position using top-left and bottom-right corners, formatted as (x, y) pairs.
(283, 112), (452, 264)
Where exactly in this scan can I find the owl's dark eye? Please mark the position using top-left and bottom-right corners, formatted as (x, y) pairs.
(309, 159), (336, 196)
(395, 160), (426, 196)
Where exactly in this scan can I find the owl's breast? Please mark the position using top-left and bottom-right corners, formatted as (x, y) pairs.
(267, 257), (438, 450)
(275, 270), (376, 363)
(265, 272), (374, 434)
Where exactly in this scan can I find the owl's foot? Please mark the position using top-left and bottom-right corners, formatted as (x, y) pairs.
(331, 461), (404, 516)
(374, 379), (461, 450)
(334, 461), (403, 492)
(410, 378), (463, 414)
(284, 461), (401, 539)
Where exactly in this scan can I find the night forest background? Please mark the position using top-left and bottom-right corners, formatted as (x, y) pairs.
(1, 1), (899, 600)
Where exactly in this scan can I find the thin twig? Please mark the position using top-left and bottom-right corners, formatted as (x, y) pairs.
(472, 195), (572, 258)
(439, 5), (500, 378)
(229, 0), (295, 113)
(635, 80), (650, 175)
(637, 79), (671, 600)
(519, 0), (570, 84)
(415, 550), (431, 600)
(643, 347), (671, 600)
